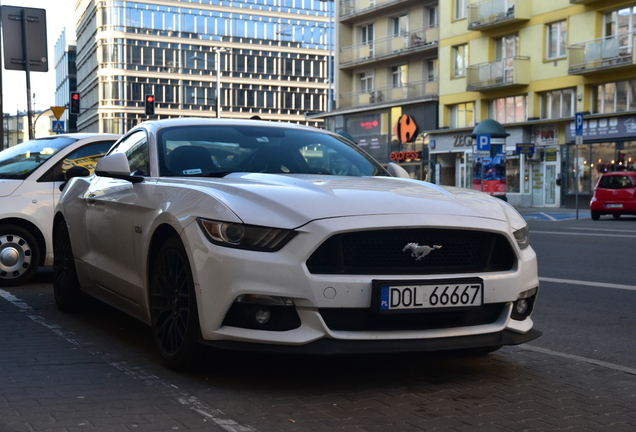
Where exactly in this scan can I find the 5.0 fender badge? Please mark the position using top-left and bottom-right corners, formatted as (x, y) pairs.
(402, 243), (442, 260)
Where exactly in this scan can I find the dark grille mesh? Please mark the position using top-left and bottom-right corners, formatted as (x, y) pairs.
(306, 229), (515, 275)
(319, 304), (505, 331)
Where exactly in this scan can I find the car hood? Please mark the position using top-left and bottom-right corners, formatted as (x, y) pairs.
(0, 179), (22, 197)
(163, 173), (512, 228)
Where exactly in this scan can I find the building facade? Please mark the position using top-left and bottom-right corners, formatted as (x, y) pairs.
(72, 0), (333, 134)
(433, 0), (636, 208)
(318, 0), (440, 179)
(54, 29), (78, 134)
(3, 111), (57, 148)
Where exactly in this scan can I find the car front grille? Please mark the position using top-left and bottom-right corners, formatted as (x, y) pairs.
(319, 304), (505, 331)
(306, 228), (516, 275)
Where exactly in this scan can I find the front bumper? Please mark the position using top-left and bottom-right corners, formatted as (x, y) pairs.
(200, 328), (542, 355)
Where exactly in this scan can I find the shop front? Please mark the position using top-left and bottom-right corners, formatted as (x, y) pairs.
(563, 114), (636, 208)
(329, 102), (437, 181)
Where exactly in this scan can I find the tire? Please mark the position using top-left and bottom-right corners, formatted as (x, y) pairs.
(150, 235), (203, 371)
(53, 221), (84, 312)
(0, 224), (40, 287)
(591, 211), (600, 221)
(613, 214), (621, 220)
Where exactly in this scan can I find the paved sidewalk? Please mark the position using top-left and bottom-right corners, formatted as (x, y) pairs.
(2, 280), (636, 431)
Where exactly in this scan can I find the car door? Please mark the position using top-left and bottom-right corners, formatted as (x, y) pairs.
(84, 131), (150, 307)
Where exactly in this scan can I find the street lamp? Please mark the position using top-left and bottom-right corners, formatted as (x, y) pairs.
(191, 47), (227, 119)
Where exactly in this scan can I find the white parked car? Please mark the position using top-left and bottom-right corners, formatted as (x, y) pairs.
(54, 118), (540, 370)
(0, 133), (119, 286)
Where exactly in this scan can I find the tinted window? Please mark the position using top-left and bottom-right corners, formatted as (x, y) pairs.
(0, 137), (78, 179)
(156, 125), (388, 178)
(109, 131), (149, 176)
(598, 175), (635, 189)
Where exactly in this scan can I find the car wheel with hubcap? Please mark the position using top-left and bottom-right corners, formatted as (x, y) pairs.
(150, 235), (203, 371)
(53, 221), (84, 312)
(0, 224), (40, 287)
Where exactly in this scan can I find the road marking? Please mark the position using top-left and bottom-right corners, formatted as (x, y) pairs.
(538, 212), (558, 221)
(540, 277), (636, 292)
(567, 227), (636, 234)
(520, 345), (636, 376)
(532, 230), (636, 238)
(0, 289), (257, 432)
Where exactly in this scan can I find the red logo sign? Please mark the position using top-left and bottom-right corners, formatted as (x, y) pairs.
(390, 151), (422, 162)
(393, 115), (418, 143)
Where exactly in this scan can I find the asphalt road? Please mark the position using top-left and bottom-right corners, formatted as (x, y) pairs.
(2, 213), (636, 431)
(524, 214), (636, 368)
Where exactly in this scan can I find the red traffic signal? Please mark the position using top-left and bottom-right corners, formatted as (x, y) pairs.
(70, 92), (81, 114)
(144, 94), (155, 116)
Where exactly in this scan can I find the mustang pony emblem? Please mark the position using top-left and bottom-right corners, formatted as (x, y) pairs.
(402, 243), (442, 260)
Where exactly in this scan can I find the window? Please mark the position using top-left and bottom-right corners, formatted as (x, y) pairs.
(361, 24), (374, 45)
(450, 102), (474, 128)
(604, 6), (636, 51)
(428, 6), (438, 27)
(392, 65), (407, 88)
(489, 96), (526, 124)
(594, 79), (636, 113)
(111, 130), (149, 176)
(541, 88), (575, 119)
(427, 58), (438, 81)
(360, 71), (374, 93)
(453, 44), (468, 78)
(454, 0), (466, 20)
(392, 15), (408, 37)
(546, 20), (567, 60)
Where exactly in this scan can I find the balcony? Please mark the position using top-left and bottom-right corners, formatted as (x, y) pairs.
(568, 35), (636, 74)
(466, 57), (530, 91)
(339, 26), (438, 69)
(467, 0), (530, 31)
(340, 0), (418, 21)
(340, 80), (438, 108)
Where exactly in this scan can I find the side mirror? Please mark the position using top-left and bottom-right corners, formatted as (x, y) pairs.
(59, 165), (91, 191)
(95, 153), (144, 183)
(386, 162), (411, 179)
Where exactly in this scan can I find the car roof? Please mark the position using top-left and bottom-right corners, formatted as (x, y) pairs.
(133, 117), (329, 135)
(600, 171), (636, 176)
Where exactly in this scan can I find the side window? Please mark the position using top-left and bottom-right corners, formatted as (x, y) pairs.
(111, 131), (149, 176)
(47, 141), (115, 182)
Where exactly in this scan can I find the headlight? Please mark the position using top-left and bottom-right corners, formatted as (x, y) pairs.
(499, 201), (530, 249)
(197, 218), (296, 252)
(513, 225), (529, 249)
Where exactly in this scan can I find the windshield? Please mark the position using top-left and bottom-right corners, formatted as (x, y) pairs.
(0, 137), (78, 179)
(157, 125), (389, 178)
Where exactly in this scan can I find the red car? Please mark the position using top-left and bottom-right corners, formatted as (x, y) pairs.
(590, 171), (636, 220)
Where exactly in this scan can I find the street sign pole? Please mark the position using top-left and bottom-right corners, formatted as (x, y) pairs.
(575, 113), (584, 220)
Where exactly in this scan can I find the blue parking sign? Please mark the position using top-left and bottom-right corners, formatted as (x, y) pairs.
(477, 134), (491, 151)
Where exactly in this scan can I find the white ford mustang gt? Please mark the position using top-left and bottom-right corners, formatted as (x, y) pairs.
(54, 118), (540, 370)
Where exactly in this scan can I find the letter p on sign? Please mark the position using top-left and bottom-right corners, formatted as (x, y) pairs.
(477, 134), (491, 151)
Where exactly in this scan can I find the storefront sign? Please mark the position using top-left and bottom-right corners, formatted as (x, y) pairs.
(453, 135), (472, 147)
(532, 124), (559, 146)
(393, 115), (418, 143)
(390, 150), (422, 162)
(516, 143), (535, 154)
(566, 115), (636, 141)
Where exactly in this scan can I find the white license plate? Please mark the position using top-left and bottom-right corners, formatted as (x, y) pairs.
(378, 281), (483, 311)
(606, 203), (624, 208)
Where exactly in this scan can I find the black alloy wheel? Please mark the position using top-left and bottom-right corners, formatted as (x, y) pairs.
(53, 221), (83, 312)
(150, 235), (202, 371)
(0, 224), (40, 287)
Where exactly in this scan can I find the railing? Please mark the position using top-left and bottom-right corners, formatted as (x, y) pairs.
(466, 57), (530, 91)
(340, 80), (438, 108)
(568, 34), (636, 73)
(340, 0), (413, 18)
(339, 26), (439, 67)
(467, 0), (529, 30)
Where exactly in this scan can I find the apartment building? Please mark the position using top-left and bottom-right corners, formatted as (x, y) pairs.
(2, 111), (57, 149)
(318, 0), (439, 180)
(432, 0), (636, 208)
(54, 29), (78, 134)
(72, 0), (332, 134)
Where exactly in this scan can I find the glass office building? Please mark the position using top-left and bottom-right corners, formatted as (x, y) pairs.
(74, 0), (333, 133)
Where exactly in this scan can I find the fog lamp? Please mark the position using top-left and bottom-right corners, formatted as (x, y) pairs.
(515, 299), (529, 315)
(254, 307), (271, 324)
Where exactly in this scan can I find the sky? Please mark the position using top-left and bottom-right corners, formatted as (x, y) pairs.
(1, 0), (76, 114)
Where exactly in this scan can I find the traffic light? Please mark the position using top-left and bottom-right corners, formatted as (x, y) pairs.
(144, 94), (155, 116)
(70, 92), (81, 115)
